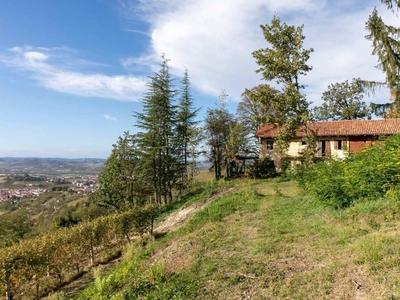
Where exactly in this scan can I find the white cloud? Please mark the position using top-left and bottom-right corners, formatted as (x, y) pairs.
(2, 1), (395, 106)
(23, 51), (48, 61)
(1, 46), (147, 101)
(104, 115), (117, 121)
(123, 0), (392, 104)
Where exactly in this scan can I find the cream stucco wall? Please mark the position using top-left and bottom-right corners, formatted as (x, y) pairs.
(259, 138), (350, 160)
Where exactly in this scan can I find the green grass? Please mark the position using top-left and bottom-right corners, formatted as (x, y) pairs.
(193, 169), (214, 183)
(66, 196), (88, 207)
(65, 179), (400, 299)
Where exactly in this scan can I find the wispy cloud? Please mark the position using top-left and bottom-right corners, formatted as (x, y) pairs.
(122, 0), (391, 104)
(1, 46), (147, 101)
(1, 1), (394, 106)
(104, 114), (117, 121)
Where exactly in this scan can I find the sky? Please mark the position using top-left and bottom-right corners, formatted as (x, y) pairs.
(0, 0), (396, 158)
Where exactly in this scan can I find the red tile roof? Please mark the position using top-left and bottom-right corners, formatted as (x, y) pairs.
(256, 119), (400, 138)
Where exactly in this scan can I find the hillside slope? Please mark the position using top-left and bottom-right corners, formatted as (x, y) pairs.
(50, 179), (400, 299)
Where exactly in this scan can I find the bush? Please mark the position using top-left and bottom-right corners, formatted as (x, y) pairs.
(249, 157), (276, 179)
(295, 134), (400, 208)
(294, 159), (351, 208)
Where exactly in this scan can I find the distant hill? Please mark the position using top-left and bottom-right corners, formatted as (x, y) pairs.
(0, 157), (105, 176)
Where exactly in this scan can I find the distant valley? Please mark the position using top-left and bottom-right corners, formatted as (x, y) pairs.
(0, 157), (106, 176)
(0, 157), (211, 176)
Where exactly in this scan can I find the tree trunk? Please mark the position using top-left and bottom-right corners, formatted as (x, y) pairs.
(4, 269), (11, 300)
(89, 236), (94, 266)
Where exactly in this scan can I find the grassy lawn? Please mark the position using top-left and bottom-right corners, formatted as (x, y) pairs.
(193, 169), (215, 183)
(48, 178), (400, 299)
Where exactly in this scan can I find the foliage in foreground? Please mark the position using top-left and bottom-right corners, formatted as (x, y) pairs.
(0, 205), (157, 299)
(76, 241), (199, 300)
(294, 134), (400, 208)
(75, 179), (400, 299)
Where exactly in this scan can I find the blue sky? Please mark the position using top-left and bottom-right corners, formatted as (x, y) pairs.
(0, 0), (394, 158)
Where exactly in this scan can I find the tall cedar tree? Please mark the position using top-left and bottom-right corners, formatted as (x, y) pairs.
(251, 15), (313, 156)
(204, 92), (235, 180)
(134, 56), (177, 204)
(174, 69), (200, 190)
(365, 0), (400, 116)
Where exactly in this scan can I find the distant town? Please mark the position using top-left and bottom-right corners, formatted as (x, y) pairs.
(0, 157), (211, 202)
(0, 175), (98, 202)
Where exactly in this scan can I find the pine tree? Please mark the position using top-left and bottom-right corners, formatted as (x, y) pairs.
(365, 0), (400, 115)
(134, 55), (177, 204)
(94, 132), (145, 212)
(174, 69), (200, 190)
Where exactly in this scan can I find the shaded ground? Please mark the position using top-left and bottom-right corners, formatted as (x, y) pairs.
(50, 259), (121, 299)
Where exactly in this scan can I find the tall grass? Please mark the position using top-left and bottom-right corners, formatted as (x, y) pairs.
(72, 179), (400, 299)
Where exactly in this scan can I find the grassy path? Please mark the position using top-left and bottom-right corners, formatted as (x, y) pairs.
(50, 179), (400, 299)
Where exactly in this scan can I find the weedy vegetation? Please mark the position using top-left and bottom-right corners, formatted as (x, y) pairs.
(63, 177), (400, 299)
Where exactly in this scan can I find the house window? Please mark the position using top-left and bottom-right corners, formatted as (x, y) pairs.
(266, 140), (274, 150)
(337, 140), (342, 150)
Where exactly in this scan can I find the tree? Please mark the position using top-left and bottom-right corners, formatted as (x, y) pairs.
(252, 15), (313, 92)
(0, 209), (30, 247)
(238, 84), (279, 134)
(204, 92), (235, 180)
(237, 85), (279, 162)
(186, 126), (204, 183)
(134, 55), (177, 204)
(225, 122), (254, 176)
(94, 132), (146, 212)
(235, 86), (278, 165)
(364, 0), (400, 116)
(174, 68), (201, 190)
(312, 78), (371, 120)
(249, 15), (313, 155)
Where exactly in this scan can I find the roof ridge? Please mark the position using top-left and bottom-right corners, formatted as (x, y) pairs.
(256, 118), (400, 138)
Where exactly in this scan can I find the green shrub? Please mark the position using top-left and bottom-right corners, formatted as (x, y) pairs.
(249, 157), (276, 178)
(295, 134), (400, 208)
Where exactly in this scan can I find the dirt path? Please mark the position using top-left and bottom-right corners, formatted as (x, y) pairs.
(155, 188), (236, 234)
(46, 187), (234, 299)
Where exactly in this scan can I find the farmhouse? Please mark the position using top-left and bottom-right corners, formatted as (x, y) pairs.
(256, 119), (400, 161)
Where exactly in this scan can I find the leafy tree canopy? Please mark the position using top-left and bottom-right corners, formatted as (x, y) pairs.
(312, 78), (371, 121)
(248, 15), (313, 155)
(252, 15), (313, 91)
(204, 92), (235, 180)
(238, 84), (279, 133)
